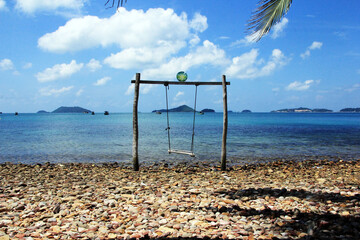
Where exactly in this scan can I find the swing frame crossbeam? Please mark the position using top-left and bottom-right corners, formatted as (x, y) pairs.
(131, 80), (230, 86)
(132, 73), (230, 171)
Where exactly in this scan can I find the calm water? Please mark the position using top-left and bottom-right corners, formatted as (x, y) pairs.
(0, 112), (359, 165)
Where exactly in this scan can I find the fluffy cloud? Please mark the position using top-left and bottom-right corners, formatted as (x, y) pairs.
(15, 0), (86, 14)
(231, 35), (257, 47)
(225, 49), (289, 79)
(38, 8), (204, 53)
(36, 60), (83, 82)
(286, 80), (319, 91)
(104, 42), (184, 70)
(0, 0), (6, 10)
(39, 86), (74, 96)
(309, 41), (323, 50)
(189, 13), (208, 32)
(271, 18), (288, 39)
(0, 59), (14, 71)
(142, 40), (227, 79)
(86, 59), (102, 72)
(301, 41), (323, 59)
(125, 84), (154, 96)
(93, 77), (111, 86)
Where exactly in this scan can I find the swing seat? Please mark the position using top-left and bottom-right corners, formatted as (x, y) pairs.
(168, 149), (195, 157)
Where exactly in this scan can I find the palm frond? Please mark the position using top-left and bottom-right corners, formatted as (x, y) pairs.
(247, 0), (292, 41)
(105, 0), (127, 9)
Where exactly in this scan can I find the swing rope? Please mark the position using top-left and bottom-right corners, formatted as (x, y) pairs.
(164, 84), (198, 157)
(165, 84), (171, 151)
(190, 85), (198, 153)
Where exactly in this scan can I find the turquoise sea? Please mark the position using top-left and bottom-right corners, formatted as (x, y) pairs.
(0, 112), (359, 165)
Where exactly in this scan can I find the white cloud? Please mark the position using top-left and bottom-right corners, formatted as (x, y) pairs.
(86, 58), (102, 72)
(225, 49), (289, 79)
(125, 84), (134, 96)
(93, 76), (111, 86)
(345, 83), (360, 92)
(189, 13), (208, 32)
(38, 8), (204, 54)
(189, 35), (201, 46)
(286, 80), (318, 91)
(104, 42), (184, 70)
(231, 35), (257, 47)
(23, 62), (32, 69)
(76, 88), (84, 96)
(142, 40), (227, 79)
(0, 59), (14, 71)
(309, 41), (323, 50)
(271, 18), (288, 39)
(15, 0), (86, 14)
(36, 60), (83, 82)
(125, 83), (156, 95)
(301, 50), (311, 59)
(39, 86), (74, 96)
(174, 91), (184, 101)
(301, 41), (323, 59)
(0, 0), (6, 11)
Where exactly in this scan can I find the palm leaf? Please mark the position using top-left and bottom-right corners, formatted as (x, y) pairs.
(247, 0), (293, 41)
(105, 0), (127, 9)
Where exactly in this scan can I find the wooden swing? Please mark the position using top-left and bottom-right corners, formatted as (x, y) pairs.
(131, 73), (230, 171)
(164, 83), (198, 157)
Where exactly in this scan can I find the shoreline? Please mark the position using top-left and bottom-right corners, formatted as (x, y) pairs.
(1, 153), (359, 168)
(1, 159), (359, 239)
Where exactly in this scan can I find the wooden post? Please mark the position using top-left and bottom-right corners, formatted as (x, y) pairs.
(221, 75), (228, 171)
(132, 73), (140, 171)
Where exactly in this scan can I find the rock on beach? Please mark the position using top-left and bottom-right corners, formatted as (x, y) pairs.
(0, 159), (359, 239)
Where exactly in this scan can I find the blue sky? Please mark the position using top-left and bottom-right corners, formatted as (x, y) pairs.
(0, 0), (359, 113)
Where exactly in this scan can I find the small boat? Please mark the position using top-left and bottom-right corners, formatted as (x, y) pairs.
(104, 111), (109, 115)
(199, 111), (204, 115)
(91, 112), (95, 115)
(155, 111), (162, 114)
(15, 112), (18, 116)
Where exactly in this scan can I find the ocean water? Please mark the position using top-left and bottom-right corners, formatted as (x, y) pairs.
(0, 112), (359, 165)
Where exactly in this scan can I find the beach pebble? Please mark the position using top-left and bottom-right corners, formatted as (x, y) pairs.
(0, 159), (359, 239)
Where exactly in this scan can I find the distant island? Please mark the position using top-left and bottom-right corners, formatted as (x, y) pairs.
(52, 106), (92, 113)
(152, 105), (215, 113)
(37, 110), (49, 114)
(271, 107), (333, 113)
(242, 110), (252, 113)
(201, 108), (215, 113)
(340, 108), (360, 113)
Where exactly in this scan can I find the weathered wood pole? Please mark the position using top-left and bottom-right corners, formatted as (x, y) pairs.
(132, 73), (140, 171)
(221, 75), (228, 171)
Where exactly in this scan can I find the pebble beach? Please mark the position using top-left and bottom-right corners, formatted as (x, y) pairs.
(1, 159), (359, 240)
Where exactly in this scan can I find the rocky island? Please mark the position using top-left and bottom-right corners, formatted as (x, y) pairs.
(52, 106), (92, 114)
(271, 107), (333, 113)
(37, 110), (49, 114)
(153, 105), (215, 113)
(340, 108), (360, 113)
(241, 109), (252, 113)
